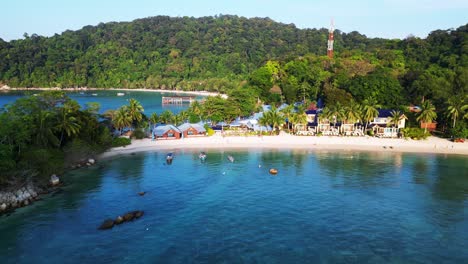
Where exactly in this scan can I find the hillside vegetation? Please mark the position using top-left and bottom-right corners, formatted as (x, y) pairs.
(0, 15), (467, 129)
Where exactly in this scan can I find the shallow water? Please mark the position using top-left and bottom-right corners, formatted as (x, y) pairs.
(0, 90), (194, 114)
(0, 150), (467, 263)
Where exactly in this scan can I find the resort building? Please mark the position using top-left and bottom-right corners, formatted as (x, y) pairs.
(152, 125), (182, 140)
(371, 110), (407, 129)
(177, 123), (207, 137)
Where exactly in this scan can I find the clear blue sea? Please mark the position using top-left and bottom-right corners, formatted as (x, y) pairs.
(0, 90), (195, 114)
(0, 150), (467, 263)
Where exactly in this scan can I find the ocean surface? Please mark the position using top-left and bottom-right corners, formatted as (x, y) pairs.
(0, 150), (467, 263)
(0, 90), (195, 114)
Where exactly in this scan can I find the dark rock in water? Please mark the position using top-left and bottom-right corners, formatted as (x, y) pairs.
(98, 219), (115, 230)
(115, 216), (124, 225)
(134, 211), (144, 219)
(138, 192), (146, 196)
(123, 212), (135, 222)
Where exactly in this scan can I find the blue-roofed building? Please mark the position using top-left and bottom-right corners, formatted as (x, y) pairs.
(177, 123), (206, 137)
(153, 125), (181, 140)
(371, 110), (407, 129)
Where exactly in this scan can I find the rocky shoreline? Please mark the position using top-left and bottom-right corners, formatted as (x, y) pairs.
(0, 183), (42, 214)
(0, 158), (97, 215)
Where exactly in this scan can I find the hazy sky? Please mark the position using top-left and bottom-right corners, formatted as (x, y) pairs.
(1, 0), (467, 41)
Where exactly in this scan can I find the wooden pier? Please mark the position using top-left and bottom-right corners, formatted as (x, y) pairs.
(162, 96), (196, 104)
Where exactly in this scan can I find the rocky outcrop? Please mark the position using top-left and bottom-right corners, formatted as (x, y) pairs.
(98, 210), (144, 230)
(50, 174), (60, 186)
(98, 219), (115, 230)
(0, 184), (41, 213)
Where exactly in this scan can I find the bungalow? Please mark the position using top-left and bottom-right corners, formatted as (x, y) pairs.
(153, 125), (181, 140)
(177, 123), (207, 137)
(371, 110), (407, 129)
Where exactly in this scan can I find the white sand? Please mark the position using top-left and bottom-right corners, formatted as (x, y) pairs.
(100, 135), (468, 159)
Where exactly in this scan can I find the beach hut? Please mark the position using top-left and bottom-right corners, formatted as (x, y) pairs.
(177, 123), (207, 137)
(153, 125), (182, 140)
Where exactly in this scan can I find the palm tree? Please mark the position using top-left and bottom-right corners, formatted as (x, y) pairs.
(172, 113), (184, 126)
(417, 100), (437, 132)
(280, 104), (295, 131)
(326, 102), (345, 128)
(362, 97), (381, 131)
(55, 106), (81, 146)
(149, 113), (159, 126)
(159, 110), (173, 124)
(344, 102), (362, 124)
(35, 110), (59, 147)
(189, 100), (203, 122)
(268, 106), (285, 135)
(291, 111), (308, 133)
(127, 98), (144, 128)
(446, 96), (466, 128)
(113, 106), (132, 135)
(178, 110), (190, 124)
(258, 112), (270, 134)
(388, 110), (405, 128)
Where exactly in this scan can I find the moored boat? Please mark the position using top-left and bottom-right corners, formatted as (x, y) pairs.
(117, 92), (125, 96)
(227, 155), (234, 163)
(166, 153), (174, 164)
(199, 152), (207, 161)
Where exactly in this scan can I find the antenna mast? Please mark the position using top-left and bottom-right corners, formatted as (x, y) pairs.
(327, 19), (334, 58)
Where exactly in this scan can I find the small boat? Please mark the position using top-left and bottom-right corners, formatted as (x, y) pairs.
(227, 155), (234, 163)
(166, 153), (173, 164)
(91, 93), (98, 96)
(117, 92), (125, 96)
(199, 152), (207, 161)
(269, 168), (278, 175)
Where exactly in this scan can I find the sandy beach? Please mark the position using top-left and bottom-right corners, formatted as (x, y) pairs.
(100, 135), (468, 159)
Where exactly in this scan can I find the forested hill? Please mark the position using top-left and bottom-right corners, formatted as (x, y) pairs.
(0, 15), (409, 88)
(0, 16), (466, 110)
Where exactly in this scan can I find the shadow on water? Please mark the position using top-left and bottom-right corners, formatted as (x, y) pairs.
(431, 155), (468, 201)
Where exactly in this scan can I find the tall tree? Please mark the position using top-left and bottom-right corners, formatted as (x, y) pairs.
(127, 98), (144, 128)
(417, 100), (437, 132)
(112, 106), (132, 134)
(362, 97), (381, 131)
(446, 96), (466, 128)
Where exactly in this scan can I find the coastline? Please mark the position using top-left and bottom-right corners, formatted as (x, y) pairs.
(100, 135), (468, 159)
(1, 87), (227, 98)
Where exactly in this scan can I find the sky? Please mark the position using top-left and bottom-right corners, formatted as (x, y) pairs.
(1, 0), (467, 41)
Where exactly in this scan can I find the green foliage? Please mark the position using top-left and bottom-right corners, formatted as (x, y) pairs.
(112, 137), (132, 148)
(0, 16), (465, 135)
(447, 122), (468, 139)
(132, 129), (146, 139)
(401, 128), (430, 140)
(206, 127), (215, 136)
(0, 92), (112, 186)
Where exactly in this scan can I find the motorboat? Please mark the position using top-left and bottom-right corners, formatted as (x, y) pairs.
(227, 155), (234, 163)
(117, 92), (125, 96)
(199, 152), (207, 162)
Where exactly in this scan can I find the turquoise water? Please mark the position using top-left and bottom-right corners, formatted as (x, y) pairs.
(0, 90), (194, 114)
(0, 150), (467, 263)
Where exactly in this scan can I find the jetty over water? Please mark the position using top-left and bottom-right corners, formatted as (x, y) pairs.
(162, 96), (196, 104)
